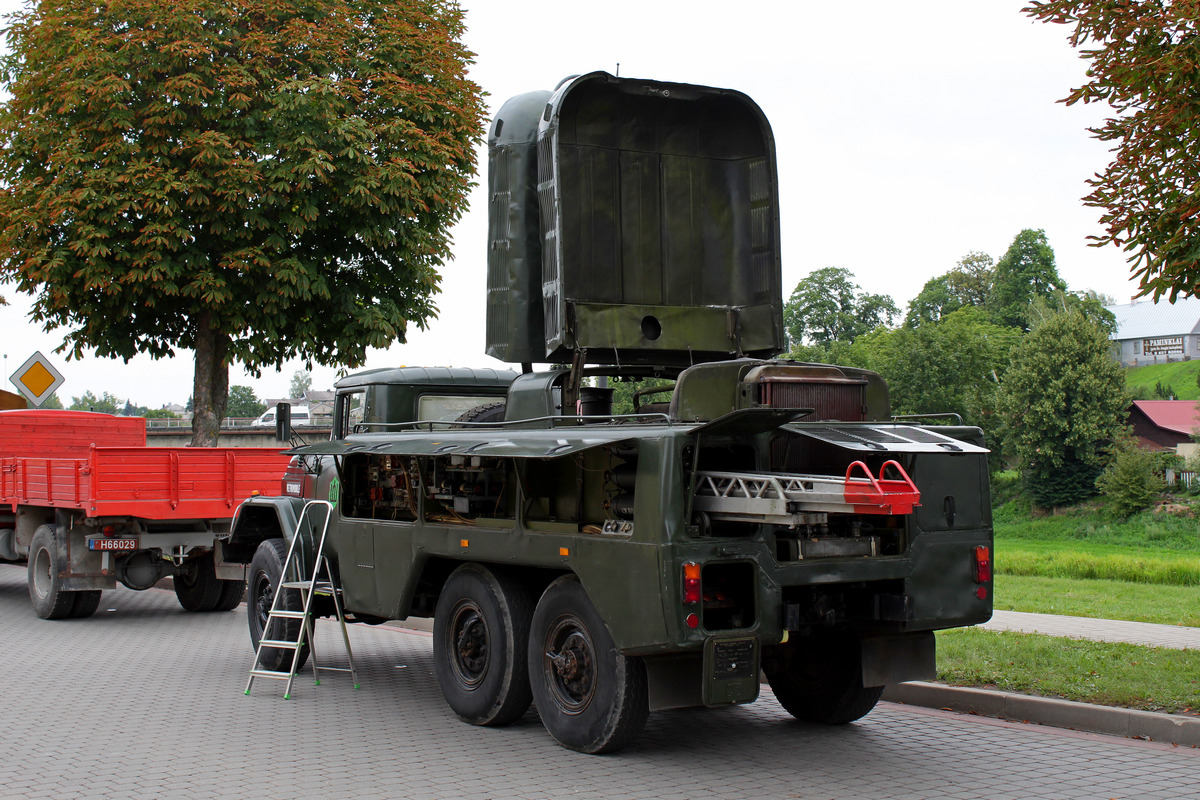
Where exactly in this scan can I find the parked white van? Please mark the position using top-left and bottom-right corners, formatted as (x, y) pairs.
(251, 405), (310, 427)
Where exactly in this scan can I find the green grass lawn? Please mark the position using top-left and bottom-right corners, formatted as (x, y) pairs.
(1124, 360), (1200, 400)
(936, 628), (1200, 715)
(934, 495), (1200, 712)
(994, 573), (1200, 626)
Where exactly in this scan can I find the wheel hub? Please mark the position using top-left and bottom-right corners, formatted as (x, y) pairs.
(544, 621), (596, 713)
(449, 602), (489, 686)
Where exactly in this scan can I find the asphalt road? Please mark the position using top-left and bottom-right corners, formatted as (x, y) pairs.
(2, 563), (1197, 800)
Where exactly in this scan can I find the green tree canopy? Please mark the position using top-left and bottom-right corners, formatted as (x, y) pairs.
(226, 384), (266, 418)
(996, 302), (1129, 507)
(1025, 1), (1200, 301)
(904, 251), (995, 329)
(784, 267), (897, 347)
(289, 370), (313, 400)
(0, 0), (485, 445)
(988, 229), (1066, 329)
(70, 390), (123, 414)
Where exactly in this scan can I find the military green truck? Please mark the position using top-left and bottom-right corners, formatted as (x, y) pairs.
(227, 72), (993, 753)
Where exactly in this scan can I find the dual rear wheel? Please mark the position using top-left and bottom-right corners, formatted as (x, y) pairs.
(433, 567), (648, 753)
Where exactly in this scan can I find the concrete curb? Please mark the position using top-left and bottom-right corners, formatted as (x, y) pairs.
(883, 681), (1200, 747)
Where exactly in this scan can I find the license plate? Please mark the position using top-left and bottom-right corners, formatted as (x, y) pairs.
(87, 538), (138, 551)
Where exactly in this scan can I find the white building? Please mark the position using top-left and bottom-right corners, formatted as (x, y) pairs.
(1106, 296), (1200, 366)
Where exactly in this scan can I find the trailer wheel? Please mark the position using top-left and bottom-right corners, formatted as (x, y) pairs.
(762, 632), (884, 724)
(433, 563), (534, 726)
(248, 538), (309, 671)
(68, 590), (103, 619)
(528, 575), (648, 753)
(174, 555), (224, 612)
(28, 525), (76, 620)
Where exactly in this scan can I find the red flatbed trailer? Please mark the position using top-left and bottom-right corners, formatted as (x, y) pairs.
(0, 410), (291, 619)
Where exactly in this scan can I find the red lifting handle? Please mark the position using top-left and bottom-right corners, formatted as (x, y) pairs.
(844, 460), (883, 492)
(878, 460), (918, 493)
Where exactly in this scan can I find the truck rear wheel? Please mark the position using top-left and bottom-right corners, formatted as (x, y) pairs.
(528, 576), (648, 753)
(68, 590), (103, 619)
(247, 538), (309, 671)
(433, 563), (533, 726)
(174, 555), (223, 612)
(28, 525), (77, 620)
(762, 632), (883, 724)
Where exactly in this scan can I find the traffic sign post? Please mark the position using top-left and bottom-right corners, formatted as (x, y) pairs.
(9, 351), (64, 407)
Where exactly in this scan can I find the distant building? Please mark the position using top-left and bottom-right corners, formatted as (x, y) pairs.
(1127, 400), (1200, 458)
(1106, 296), (1200, 366)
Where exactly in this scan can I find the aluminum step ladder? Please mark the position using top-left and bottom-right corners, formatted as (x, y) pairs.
(244, 499), (358, 699)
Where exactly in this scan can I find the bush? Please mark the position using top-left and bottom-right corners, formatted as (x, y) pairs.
(1095, 443), (1166, 519)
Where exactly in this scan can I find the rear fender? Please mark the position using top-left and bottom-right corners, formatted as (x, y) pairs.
(226, 496), (314, 569)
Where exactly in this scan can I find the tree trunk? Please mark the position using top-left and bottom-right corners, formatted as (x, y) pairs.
(191, 315), (230, 447)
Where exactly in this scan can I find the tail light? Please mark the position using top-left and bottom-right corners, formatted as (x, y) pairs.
(973, 546), (991, 583)
(682, 562), (702, 605)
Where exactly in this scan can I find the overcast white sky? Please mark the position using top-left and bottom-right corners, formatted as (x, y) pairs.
(0, 1), (1140, 408)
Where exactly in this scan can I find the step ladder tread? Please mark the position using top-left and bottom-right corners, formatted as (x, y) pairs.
(269, 610), (308, 619)
(249, 669), (292, 679)
(259, 639), (302, 649)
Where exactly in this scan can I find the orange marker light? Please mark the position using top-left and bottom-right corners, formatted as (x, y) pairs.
(559, 547), (570, 557)
(682, 562), (701, 605)
(460, 539), (469, 548)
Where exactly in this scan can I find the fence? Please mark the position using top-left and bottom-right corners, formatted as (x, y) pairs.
(1165, 469), (1199, 488)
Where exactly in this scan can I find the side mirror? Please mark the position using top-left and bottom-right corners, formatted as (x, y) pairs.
(275, 402), (292, 442)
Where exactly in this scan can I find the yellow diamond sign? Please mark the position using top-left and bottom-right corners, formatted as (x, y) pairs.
(10, 351), (64, 407)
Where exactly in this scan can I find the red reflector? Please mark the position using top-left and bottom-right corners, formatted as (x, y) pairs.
(102, 525), (117, 537)
(682, 562), (701, 605)
(685, 613), (699, 629)
(976, 586), (988, 600)
(974, 546), (991, 583)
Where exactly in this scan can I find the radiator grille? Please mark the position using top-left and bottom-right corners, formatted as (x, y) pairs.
(761, 381), (865, 422)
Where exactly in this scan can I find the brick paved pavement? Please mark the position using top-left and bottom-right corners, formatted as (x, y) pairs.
(1, 563), (1198, 800)
(983, 609), (1200, 650)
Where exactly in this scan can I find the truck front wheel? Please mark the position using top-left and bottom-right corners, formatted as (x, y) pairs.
(762, 632), (883, 724)
(247, 538), (309, 671)
(28, 524), (92, 620)
(433, 563), (533, 726)
(528, 576), (649, 753)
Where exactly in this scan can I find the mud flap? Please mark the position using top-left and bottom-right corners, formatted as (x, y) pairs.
(860, 632), (935, 687)
(702, 635), (760, 706)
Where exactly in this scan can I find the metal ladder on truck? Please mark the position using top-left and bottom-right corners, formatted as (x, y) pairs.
(244, 499), (358, 699)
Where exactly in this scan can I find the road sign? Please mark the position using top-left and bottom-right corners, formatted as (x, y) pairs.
(9, 351), (64, 407)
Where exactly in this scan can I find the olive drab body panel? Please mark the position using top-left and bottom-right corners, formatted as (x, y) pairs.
(487, 72), (785, 366)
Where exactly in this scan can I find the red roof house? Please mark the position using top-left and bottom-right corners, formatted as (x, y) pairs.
(1128, 400), (1200, 451)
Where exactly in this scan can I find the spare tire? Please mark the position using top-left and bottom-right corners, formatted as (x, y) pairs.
(453, 402), (506, 426)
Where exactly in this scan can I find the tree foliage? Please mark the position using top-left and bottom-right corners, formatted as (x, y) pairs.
(1025, 1), (1200, 301)
(0, 0), (485, 444)
(1095, 438), (1166, 519)
(289, 370), (313, 400)
(226, 384), (266, 418)
(988, 229), (1066, 329)
(904, 252), (994, 328)
(70, 390), (123, 414)
(784, 267), (897, 347)
(996, 303), (1129, 507)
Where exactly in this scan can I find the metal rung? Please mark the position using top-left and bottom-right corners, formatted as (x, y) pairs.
(259, 639), (301, 649)
(249, 669), (292, 679)
(244, 499), (359, 699)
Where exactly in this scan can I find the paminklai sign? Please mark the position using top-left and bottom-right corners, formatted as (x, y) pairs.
(1143, 336), (1185, 356)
